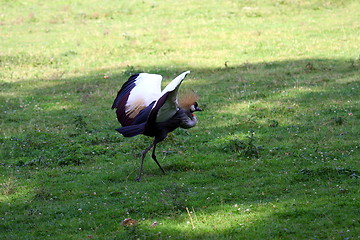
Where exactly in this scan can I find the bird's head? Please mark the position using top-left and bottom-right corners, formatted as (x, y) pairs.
(190, 102), (202, 113)
(179, 91), (202, 113)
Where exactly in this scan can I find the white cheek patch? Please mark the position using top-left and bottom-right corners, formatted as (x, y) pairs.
(190, 105), (195, 112)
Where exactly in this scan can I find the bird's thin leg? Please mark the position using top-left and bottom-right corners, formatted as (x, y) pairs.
(136, 142), (154, 182)
(151, 141), (165, 174)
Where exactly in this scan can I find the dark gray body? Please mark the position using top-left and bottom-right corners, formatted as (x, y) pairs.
(144, 108), (198, 141)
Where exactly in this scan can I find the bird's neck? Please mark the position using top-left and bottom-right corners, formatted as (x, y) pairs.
(179, 109), (198, 129)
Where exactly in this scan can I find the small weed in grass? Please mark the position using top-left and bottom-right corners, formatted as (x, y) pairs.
(33, 187), (53, 201)
(1, 176), (17, 196)
(72, 114), (88, 135)
(228, 130), (261, 158)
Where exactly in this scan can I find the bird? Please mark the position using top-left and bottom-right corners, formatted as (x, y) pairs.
(112, 71), (202, 181)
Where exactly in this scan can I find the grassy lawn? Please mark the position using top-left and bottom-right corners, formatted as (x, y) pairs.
(1, 0), (359, 239)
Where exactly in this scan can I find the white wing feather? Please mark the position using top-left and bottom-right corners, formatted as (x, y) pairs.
(125, 73), (162, 117)
(161, 71), (190, 95)
(156, 71), (190, 122)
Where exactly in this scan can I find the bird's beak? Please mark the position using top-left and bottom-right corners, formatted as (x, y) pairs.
(195, 106), (203, 111)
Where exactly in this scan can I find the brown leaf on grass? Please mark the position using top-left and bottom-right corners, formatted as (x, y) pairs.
(121, 218), (138, 226)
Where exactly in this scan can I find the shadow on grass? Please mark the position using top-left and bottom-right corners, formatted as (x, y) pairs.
(1, 58), (359, 239)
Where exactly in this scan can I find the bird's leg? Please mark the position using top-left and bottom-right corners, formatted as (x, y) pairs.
(151, 141), (165, 174)
(136, 142), (154, 182)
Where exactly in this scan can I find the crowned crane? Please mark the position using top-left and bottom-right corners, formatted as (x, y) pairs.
(112, 71), (202, 181)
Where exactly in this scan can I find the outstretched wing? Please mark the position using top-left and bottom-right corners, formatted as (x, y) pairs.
(149, 71), (190, 123)
(112, 73), (162, 126)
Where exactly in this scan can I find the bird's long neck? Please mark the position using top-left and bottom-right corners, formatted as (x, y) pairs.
(179, 109), (198, 129)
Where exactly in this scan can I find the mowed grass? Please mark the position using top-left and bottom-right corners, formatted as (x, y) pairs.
(1, 0), (359, 239)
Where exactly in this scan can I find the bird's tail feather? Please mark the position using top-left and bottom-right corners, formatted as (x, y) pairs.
(116, 123), (146, 137)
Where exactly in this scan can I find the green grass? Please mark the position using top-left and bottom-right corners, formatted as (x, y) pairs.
(1, 0), (359, 239)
